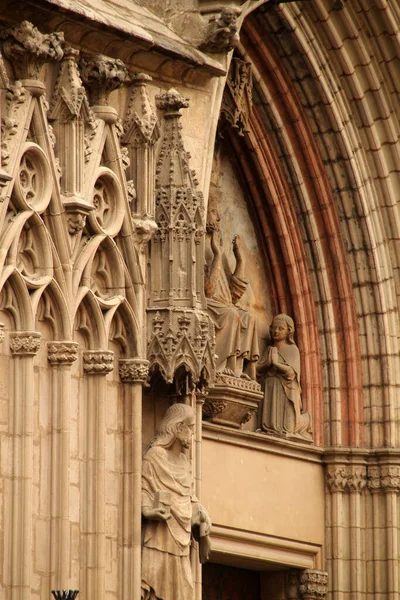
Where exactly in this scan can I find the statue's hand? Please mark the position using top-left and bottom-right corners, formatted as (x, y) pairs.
(142, 506), (171, 521)
(210, 229), (221, 255)
(270, 346), (279, 366)
(232, 234), (244, 260)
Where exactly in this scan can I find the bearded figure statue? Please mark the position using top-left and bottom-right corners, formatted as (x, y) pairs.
(204, 196), (259, 380)
(141, 404), (211, 600)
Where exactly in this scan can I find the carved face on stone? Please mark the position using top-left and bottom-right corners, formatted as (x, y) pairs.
(176, 415), (195, 449)
(221, 7), (237, 26)
(206, 199), (221, 233)
(270, 314), (295, 344)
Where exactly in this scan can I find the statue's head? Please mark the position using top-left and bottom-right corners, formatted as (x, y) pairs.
(155, 403), (195, 449)
(206, 196), (221, 233)
(270, 313), (295, 345)
(221, 6), (239, 25)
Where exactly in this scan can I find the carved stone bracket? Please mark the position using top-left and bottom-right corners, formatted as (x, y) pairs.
(202, 371), (262, 428)
(9, 331), (41, 356)
(83, 350), (114, 375)
(47, 341), (79, 365)
(325, 464), (367, 493)
(299, 570), (328, 600)
(79, 54), (129, 109)
(220, 58), (253, 136)
(0, 21), (65, 84)
(119, 358), (149, 384)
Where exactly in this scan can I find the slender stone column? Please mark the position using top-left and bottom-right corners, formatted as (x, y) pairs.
(368, 460), (400, 600)
(82, 350), (114, 600)
(193, 391), (206, 600)
(9, 331), (41, 600)
(119, 358), (149, 600)
(325, 465), (347, 599)
(47, 342), (79, 589)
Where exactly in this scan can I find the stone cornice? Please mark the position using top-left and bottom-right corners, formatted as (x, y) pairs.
(0, 0), (226, 82)
(203, 422), (324, 464)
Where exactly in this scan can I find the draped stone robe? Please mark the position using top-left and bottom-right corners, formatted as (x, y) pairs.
(141, 445), (195, 600)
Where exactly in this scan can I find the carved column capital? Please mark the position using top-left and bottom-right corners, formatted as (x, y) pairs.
(0, 323), (5, 343)
(299, 570), (328, 599)
(47, 341), (79, 365)
(155, 89), (189, 115)
(367, 465), (400, 492)
(346, 465), (367, 492)
(326, 463), (367, 493)
(79, 54), (129, 107)
(9, 331), (41, 356)
(0, 21), (65, 83)
(51, 591), (79, 600)
(119, 358), (149, 384)
(83, 350), (114, 375)
(325, 465), (349, 493)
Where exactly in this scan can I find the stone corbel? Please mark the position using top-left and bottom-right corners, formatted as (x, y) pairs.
(202, 371), (262, 429)
(79, 54), (129, 123)
(0, 21), (66, 95)
(9, 331), (41, 355)
(119, 358), (149, 384)
(299, 570), (328, 600)
(83, 349), (114, 374)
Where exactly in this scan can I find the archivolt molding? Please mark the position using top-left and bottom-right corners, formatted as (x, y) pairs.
(255, 1), (400, 449)
(238, 1), (400, 448)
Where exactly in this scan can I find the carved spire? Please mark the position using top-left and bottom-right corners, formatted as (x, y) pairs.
(0, 21), (65, 81)
(123, 72), (159, 231)
(49, 47), (95, 237)
(147, 89), (215, 386)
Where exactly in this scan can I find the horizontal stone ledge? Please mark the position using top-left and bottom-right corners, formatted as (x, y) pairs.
(1, 0), (226, 80)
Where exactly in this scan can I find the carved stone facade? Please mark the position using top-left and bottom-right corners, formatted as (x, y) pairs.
(1, 2), (400, 600)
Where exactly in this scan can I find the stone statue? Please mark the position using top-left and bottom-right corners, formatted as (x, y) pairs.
(205, 196), (259, 380)
(199, 6), (241, 53)
(258, 314), (312, 440)
(141, 404), (211, 600)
